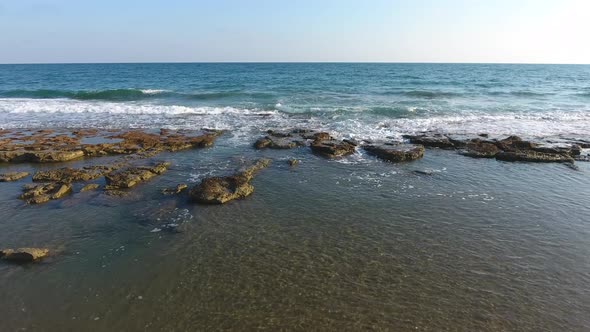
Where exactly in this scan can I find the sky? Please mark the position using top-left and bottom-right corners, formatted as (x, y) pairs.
(0, 0), (589, 64)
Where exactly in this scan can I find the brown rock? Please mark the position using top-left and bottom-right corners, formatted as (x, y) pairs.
(460, 140), (501, 158)
(20, 182), (72, 204)
(33, 167), (104, 183)
(105, 162), (170, 190)
(0, 171), (29, 182)
(364, 143), (425, 162)
(0, 248), (49, 263)
(288, 158), (299, 166)
(189, 159), (270, 204)
(495, 135), (538, 151)
(405, 134), (456, 149)
(310, 139), (356, 158)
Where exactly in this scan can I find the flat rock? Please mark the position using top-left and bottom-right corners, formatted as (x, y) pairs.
(496, 151), (574, 163)
(0, 248), (49, 263)
(0, 171), (29, 182)
(405, 134), (456, 149)
(460, 140), (501, 158)
(254, 129), (331, 149)
(310, 139), (356, 158)
(105, 162), (170, 190)
(363, 143), (425, 162)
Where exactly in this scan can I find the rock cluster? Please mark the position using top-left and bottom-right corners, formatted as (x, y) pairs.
(254, 129), (356, 158)
(20, 182), (72, 204)
(406, 133), (579, 164)
(0, 128), (222, 163)
(189, 159), (271, 204)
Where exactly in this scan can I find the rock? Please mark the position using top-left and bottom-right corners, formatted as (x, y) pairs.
(363, 143), (425, 162)
(33, 166), (110, 183)
(162, 183), (188, 195)
(494, 135), (538, 151)
(254, 129), (331, 150)
(20, 182), (72, 204)
(189, 159), (270, 204)
(496, 151), (574, 163)
(0, 171), (29, 182)
(80, 183), (100, 192)
(0, 248), (49, 263)
(405, 134), (456, 149)
(105, 162), (170, 190)
(26, 150), (85, 163)
(310, 139), (356, 158)
(460, 140), (501, 158)
(413, 170), (433, 176)
(288, 159), (299, 166)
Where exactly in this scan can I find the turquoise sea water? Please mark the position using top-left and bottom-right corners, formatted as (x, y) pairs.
(1, 63), (590, 331)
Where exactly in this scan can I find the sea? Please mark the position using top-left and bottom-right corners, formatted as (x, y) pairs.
(0, 63), (589, 331)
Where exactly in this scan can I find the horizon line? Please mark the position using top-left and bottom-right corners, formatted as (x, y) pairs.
(1, 61), (589, 66)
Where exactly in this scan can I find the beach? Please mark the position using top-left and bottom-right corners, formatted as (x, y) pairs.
(1, 63), (590, 331)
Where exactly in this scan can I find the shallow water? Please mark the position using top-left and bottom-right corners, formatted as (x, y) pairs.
(1, 134), (589, 331)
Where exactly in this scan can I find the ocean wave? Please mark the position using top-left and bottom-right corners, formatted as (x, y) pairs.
(0, 88), (172, 101)
(379, 90), (464, 99)
(0, 89), (276, 102)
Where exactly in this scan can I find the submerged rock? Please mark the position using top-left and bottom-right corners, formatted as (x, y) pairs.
(20, 182), (72, 204)
(0, 248), (49, 263)
(162, 183), (188, 195)
(288, 158), (299, 167)
(0, 171), (29, 182)
(363, 143), (425, 162)
(189, 159), (271, 204)
(80, 183), (100, 192)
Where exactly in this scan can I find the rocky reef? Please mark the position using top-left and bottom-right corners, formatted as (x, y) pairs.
(0, 128), (222, 205)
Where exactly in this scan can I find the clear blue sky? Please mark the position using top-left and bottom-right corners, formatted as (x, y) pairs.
(0, 0), (588, 64)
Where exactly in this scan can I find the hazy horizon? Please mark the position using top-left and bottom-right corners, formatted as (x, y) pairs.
(1, 0), (589, 64)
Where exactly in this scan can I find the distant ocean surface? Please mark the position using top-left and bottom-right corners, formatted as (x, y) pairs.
(1, 63), (589, 141)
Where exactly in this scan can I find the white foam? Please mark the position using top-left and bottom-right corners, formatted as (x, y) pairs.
(139, 89), (169, 95)
(1, 98), (589, 144)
